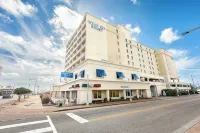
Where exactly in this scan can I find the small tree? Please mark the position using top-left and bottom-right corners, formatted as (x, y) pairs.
(14, 87), (31, 101)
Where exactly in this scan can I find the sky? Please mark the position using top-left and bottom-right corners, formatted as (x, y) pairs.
(0, 0), (200, 91)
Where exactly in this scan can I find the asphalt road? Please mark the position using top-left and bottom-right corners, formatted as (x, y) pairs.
(1, 95), (200, 133)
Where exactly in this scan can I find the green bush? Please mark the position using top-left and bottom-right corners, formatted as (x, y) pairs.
(178, 90), (189, 95)
(162, 89), (177, 96)
(189, 89), (199, 94)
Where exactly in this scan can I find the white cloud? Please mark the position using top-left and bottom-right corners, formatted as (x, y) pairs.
(0, 0), (37, 17)
(2, 72), (20, 77)
(110, 16), (114, 21)
(125, 24), (141, 36)
(160, 27), (180, 44)
(130, 0), (138, 4)
(175, 57), (200, 72)
(168, 49), (188, 58)
(49, 5), (82, 41)
(0, 13), (13, 23)
(59, 0), (72, 6)
(101, 17), (109, 22)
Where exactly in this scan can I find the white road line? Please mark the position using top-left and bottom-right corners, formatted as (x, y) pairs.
(46, 116), (57, 133)
(66, 113), (89, 124)
(19, 127), (52, 133)
(0, 120), (48, 130)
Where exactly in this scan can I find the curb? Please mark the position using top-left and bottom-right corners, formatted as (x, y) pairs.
(53, 98), (159, 112)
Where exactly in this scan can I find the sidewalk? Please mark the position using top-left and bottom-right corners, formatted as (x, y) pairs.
(186, 121), (200, 133)
(0, 96), (158, 121)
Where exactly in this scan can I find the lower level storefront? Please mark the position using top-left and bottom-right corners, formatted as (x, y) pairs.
(52, 79), (151, 105)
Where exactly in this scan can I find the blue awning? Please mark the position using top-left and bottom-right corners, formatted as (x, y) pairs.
(116, 72), (125, 79)
(80, 70), (85, 78)
(96, 69), (107, 77)
(132, 74), (139, 80)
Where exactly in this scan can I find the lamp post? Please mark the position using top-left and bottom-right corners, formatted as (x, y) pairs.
(86, 72), (89, 106)
(128, 78), (132, 102)
(153, 80), (158, 98)
(191, 75), (195, 88)
(182, 26), (200, 36)
(29, 79), (37, 95)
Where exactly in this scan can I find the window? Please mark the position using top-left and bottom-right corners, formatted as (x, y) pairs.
(127, 50), (128, 53)
(116, 29), (118, 33)
(80, 70), (85, 78)
(117, 36), (119, 39)
(153, 72), (155, 74)
(141, 50), (142, 52)
(125, 39), (127, 42)
(75, 74), (78, 79)
(138, 53), (140, 56)
(117, 42), (119, 45)
(129, 40), (131, 43)
(141, 69), (142, 72)
(137, 44), (139, 46)
(130, 46), (132, 49)
(132, 62), (134, 65)
(118, 48), (120, 52)
(140, 64), (142, 67)
(131, 51), (132, 54)
(139, 59), (141, 62)
(93, 90), (101, 99)
(143, 65), (145, 68)
(126, 44), (128, 47)
(140, 45), (142, 47)
(150, 66), (151, 69)
(143, 60), (144, 63)
(138, 49), (139, 52)
(116, 72), (125, 79)
(110, 90), (119, 97)
(127, 55), (129, 58)
(132, 74), (139, 80)
(142, 55), (143, 58)
(131, 56), (133, 60)
(96, 69), (107, 77)
(128, 61), (130, 64)
(126, 90), (132, 96)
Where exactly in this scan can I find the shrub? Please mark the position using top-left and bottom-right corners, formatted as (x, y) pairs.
(162, 89), (177, 96)
(42, 95), (50, 104)
(178, 90), (189, 95)
(120, 97), (124, 100)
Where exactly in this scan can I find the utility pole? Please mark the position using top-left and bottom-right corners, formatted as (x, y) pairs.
(191, 75), (195, 88)
(182, 26), (200, 36)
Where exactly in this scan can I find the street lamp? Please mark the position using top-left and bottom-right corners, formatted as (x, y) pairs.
(86, 71), (89, 106)
(128, 78), (132, 102)
(191, 75), (195, 88)
(182, 26), (200, 36)
(29, 79), (37, 95)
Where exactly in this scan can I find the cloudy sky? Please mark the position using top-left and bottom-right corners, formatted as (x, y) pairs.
(0, 0), (200, 91)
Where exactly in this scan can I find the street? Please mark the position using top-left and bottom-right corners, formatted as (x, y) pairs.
(0, 95), (200, 133)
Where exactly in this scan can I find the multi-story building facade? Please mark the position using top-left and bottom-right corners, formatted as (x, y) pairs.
(52, 13), (190, 105)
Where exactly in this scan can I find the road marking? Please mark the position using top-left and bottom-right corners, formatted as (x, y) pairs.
(0, 120), (48, 130)
(66, 113), (89, 123)
(47, 116), (58, 133)
(172, 115), (200, 133)
(19, 127), (52, 133)
(89, 97), (200, 122)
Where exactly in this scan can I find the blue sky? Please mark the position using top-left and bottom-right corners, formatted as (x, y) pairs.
(0, 0), (200, 90)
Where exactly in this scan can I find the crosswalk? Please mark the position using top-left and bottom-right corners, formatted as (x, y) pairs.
(0, 113), (89, 133)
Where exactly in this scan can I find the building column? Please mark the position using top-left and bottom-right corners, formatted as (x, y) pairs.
(136, 90), (139, 99)
(69, 91), (72, 102)
(106, 90), (110, 101)
(64, 91), (67, 98)
(123, 90), (127, 100)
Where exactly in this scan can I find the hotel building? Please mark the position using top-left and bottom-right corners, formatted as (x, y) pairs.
(52, 13), (191, 105)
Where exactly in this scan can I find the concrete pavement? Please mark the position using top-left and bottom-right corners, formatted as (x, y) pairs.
(0, 95), (200, 133)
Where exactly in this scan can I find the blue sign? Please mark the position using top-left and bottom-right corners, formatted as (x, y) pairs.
(61, 72), (73, 78)
(88, 20), (105, 31)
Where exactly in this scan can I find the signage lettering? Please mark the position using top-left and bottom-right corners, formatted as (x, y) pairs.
(88, 20), (105, 31)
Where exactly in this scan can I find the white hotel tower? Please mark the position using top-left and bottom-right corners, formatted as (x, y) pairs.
(52, 13), (191, 105)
